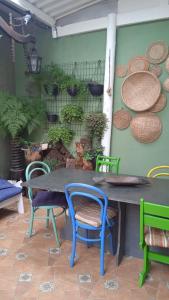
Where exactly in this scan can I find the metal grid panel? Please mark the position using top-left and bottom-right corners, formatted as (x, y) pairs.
(45, 60), (105, 141)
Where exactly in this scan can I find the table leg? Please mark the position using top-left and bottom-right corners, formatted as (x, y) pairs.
(116, 202), (126, 266)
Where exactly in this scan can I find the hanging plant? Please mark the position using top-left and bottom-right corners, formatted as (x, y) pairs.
(61, 104), (84, 123)
(84, 112), (108, 141)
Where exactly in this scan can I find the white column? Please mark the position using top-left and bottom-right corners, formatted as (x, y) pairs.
(102, 13), (117, 156)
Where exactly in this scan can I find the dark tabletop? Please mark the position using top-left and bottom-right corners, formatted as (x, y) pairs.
(22, 168), (169, 206)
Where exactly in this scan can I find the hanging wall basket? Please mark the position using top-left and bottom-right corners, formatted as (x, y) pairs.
(146, 41), (168, 64)
(113, 109), (132, 130)
(128, 56), (149, 74)
(88, 83), (103, 96)
(121, 71), (161, 112)
(130, 113), (162, 143)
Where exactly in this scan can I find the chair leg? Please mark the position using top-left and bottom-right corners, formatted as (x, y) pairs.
(86, 229), (91, 248)
(46, 209), (50, 228)
(70, 226), (77, 268)
(139, 245), (149, 287)
(109, 226), (116, 255)
(50, 208), (60, 247)
(100, 229), (105, 276)
(28, 207), (35, 237)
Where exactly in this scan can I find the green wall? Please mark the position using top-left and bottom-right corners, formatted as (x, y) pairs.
(0, 12), (15, 178)
(113, 19), (169, 176)
(15, 19), (169, 176)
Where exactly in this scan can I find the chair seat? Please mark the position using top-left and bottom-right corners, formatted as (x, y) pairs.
(145, 227), (169, 248)
(32, 191), (68, 208)
(72, 199), (117, 227)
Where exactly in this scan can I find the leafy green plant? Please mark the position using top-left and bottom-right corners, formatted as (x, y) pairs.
(83, 144), (104, 161)
(0, 90), (46, 138)
(47, 126), (74, 146)
(84, 112), (108, 141)
(61, 104), (83, 123)
(62, 74), (88, 99)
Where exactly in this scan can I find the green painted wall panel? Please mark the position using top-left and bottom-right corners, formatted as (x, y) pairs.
(112, 20), (169, 176)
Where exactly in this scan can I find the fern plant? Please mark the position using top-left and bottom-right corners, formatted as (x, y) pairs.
(0, 91), (45, 138)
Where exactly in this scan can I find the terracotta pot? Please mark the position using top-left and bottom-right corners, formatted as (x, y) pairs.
(82, 159), (93, 170)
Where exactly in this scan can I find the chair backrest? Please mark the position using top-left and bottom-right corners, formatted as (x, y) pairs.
(139, 198), (169, 248)
(64, 183), (109, 228)
(147, 165), (169, 178)
(96, 155), (120, 175)
(25, 161), (51, 202)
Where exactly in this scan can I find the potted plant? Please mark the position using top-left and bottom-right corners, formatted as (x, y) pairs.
(62, 74), (87, 99)
(61, 104), (83, 123)
(88, 81), (104, 96)
(32, 63), (65, 97)
(0, 91), (46, 178)
(47, 112), (59, 123)
(47, 126), (74, 147)
(82, 144), (104, 170)
(84, 112), (108, 144)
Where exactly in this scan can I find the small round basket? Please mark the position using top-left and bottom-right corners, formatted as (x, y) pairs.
(146, 41), (168, 64)
(128, 56), (149, 74)
(163, 78), (169, 92)
(149, 94), (167, 113)
(116, 65), (127, 78)
(149, 64), (162, 77)
(113, 109), (132, 130)
(121, 71), (161, 112)
(130, 113), (162, 143)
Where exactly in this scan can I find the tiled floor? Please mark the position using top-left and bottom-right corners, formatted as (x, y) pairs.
(0, 198), (169, 300)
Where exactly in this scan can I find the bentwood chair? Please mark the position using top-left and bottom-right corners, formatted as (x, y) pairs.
(147, 165), (169, 178)
(96, 155), (120, 175)
(64, 183), (117, 276)
(139, 198), (169, 287)
(25, 161), (67, 247)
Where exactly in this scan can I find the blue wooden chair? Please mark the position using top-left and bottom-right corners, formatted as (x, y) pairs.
(25, 161), (67, 247)
(64, 183), (117, 275)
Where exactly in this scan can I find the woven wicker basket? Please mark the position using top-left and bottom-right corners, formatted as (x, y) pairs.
(163, 78), (169, 92)
(149, 64), (162, 77)
(121, 71), (161, 112)
(130, 113), (162, 143)
(116, 65), (127, 78)
(113, 109), (132, 130)
(146, 41), (168, 64)
(128, 56), (149, 74)
(149, 94), (167, 113)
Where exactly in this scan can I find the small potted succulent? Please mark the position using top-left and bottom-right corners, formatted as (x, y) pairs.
(61, 104), (83, 123)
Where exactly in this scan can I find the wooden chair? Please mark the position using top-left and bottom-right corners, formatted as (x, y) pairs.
(64, 183), (117, 275)
(139, 198), (169, 287)
(147, 165), (169, 178)
(96, 155), (120, 175)
(25, 161), (67, 246)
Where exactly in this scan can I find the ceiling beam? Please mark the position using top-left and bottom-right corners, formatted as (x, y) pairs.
(50, 0), (103, 18)
(5, 0), (55, 26)
(37, 0), (68, 10)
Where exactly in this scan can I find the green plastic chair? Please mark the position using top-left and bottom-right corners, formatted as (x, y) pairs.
(139, 198), (169, 287)
(96, 155), (120, 175)
(25, 161), (67, 247)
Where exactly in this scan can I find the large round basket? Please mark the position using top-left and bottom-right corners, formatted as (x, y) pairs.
(130, 113), (162, 143)
(113, 109), (132, 130)
(149, 93), (167, 113)
(121, 71), (161, 112)
(128, 56), (149, 74)
(146, 41), (168, 64)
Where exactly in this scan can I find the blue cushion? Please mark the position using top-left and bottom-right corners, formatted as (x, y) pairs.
(0, 187), (22, 202)
(0, 179), (16, 190)
(32, 191), (68, 208)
